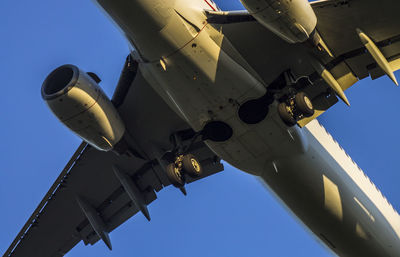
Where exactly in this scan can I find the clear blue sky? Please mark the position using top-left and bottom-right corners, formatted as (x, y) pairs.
(1, 1), (400, 257)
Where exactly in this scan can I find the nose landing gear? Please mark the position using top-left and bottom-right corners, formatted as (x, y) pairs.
(278, 91), (314, 126)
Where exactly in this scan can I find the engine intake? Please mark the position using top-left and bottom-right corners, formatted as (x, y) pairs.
(41, 64), (126, 152)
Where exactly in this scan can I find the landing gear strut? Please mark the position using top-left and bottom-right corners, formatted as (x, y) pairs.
(278, 91), (314, 126)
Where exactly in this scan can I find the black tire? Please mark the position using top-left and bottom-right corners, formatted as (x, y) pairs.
(182, 154), (202, 177)
(294, 92), (314, 117)
(166, 163), (185, 188)
(278, 102), (296, 127)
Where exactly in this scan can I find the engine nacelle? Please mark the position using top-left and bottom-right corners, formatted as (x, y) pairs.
(240, 0), (317, 43)
(41, 65), (126, 152)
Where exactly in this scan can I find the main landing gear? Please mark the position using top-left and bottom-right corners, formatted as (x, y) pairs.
(237, 70), (315, 127)
(163, 131), (203, 193)
(166, 154), (202, 188)
(278, 91), (314, 126)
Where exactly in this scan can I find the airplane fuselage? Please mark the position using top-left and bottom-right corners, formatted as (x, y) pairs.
(96, 0), (400, 256)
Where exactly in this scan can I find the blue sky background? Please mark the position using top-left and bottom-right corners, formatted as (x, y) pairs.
(1, 0), (400, 256)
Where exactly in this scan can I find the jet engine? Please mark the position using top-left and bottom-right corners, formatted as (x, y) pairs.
(41, 65), (126, 152)
(240, 0), (317, 43)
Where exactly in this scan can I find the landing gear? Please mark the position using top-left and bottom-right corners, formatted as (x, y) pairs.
(165, 153), (203, 188)
(166, 162), (185, 188)
(278, 92), (314, 126)
(237, 70), (315, 127)
(182, 154), (202, 177)
(163, 130), (204, 189)
(294, 92), (314, 117)
(278, 102), (297, 126)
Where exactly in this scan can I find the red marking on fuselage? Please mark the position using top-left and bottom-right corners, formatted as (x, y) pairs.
(204, 0), (216, 11)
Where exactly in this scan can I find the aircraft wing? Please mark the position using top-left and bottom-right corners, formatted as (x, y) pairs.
(3, 58), (224, 257)
(212, 0), (400, 126)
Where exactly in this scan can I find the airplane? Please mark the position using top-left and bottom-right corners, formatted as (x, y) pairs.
(3, 0), (400, 256)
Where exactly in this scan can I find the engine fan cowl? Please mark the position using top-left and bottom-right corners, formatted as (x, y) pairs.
(41, 64), (126, 152)
(240, 0), (317, 43)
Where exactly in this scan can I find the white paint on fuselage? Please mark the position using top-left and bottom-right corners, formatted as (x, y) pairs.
(96, 0), (400, 255)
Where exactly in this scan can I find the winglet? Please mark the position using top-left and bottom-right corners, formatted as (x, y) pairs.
(357, 28), (398, 86)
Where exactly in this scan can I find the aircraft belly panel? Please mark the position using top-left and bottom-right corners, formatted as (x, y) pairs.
(132, 9), (400, 255)
(140, 29), (266, 132)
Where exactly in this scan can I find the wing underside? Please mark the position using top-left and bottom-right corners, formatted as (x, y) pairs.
(211, 0), (400, 126)
(4, 65), (224, 257)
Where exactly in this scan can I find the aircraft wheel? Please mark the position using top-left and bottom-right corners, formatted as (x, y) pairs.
(278, 102), (296, 127)
(182, 154), (202, 177)
(295, 92), (314, 117)
(166, 163), (185, 188)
